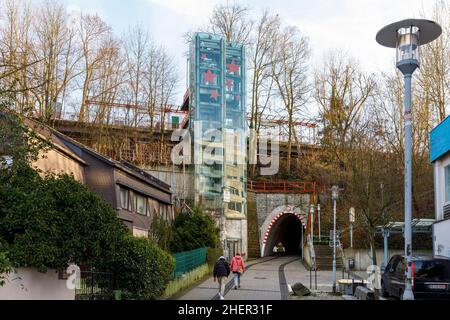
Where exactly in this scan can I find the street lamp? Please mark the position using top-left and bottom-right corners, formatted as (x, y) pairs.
(376, 19), (441, 300)
(310, 204), (314, 242)
(349, 207), (355, 248)
(331, 185), (339, 293)
(318, 204), (321, 241)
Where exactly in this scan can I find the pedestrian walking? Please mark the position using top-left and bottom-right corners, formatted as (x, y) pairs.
(213, 256), (230, 300)
(230, 253), (246, 290)
(276, 242), (285, 257)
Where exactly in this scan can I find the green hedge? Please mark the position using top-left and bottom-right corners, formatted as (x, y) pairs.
(106, 236), (175, 299)
(170, 207), (220, 252)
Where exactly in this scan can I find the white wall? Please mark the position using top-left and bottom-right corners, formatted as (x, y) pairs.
(434, 219), (450, 258)
(434, 154), (450, 221)
(0, 268), (75, 300)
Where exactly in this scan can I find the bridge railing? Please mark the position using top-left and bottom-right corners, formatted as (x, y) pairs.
(247, 181), (323, 194)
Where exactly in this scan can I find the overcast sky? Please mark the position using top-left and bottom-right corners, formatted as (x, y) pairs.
(60, 0), (437, 104)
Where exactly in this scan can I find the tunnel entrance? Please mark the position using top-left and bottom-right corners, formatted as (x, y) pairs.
(264, 213), (305, 257)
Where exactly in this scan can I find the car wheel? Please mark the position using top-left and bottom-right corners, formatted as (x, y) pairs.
(381, 281), (389, 298)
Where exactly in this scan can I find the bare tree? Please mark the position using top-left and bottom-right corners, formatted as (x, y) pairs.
(0, 0), (43, 114)
(77, 12), (112, 122)
(418, 0), (450, 123)
(315, 52), (376, 165)
(208, 3), (253, 45)
(28, 0), (79, 123)
(271, 26), (310, 172)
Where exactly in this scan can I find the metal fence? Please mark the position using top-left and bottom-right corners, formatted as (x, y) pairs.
(75, 270), (115, 300)
(172, 247), (208, 278)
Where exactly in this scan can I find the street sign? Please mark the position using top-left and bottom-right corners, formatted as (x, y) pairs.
(349, 207), (356, 223)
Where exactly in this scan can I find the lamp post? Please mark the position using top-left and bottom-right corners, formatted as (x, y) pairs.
(349, 207), (355, 248)
(310, 204), (314, 242)
(376, 19), (441, 300)
(318, 204), (321, 241)
(331, 185), (339, 293)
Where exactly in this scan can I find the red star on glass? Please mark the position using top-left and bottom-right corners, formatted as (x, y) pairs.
(210, 90), (219, 100)
(226, 79), (234, 90)
(201, 53), (207, 61)
(204, 69), (216, 84)
(236, 95), (241, 101)
(227, 59), (240, 75)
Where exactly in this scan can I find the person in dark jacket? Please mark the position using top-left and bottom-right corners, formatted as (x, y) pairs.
(213, 256), (230, 300)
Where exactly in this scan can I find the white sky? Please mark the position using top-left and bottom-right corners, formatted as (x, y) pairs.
(60, 0), (438, 104)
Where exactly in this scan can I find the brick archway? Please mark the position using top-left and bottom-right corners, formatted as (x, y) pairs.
(260, 205), (307, 256)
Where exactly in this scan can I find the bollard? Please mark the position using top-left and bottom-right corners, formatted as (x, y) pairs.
(315, 268), (317, 290)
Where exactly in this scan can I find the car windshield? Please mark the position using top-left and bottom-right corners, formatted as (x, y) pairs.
(414, 260), (450, 281)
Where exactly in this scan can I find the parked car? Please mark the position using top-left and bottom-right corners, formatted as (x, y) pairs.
(381, 254), (450, 300)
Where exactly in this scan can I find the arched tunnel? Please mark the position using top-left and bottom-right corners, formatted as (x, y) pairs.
(264, 213), (305, 257)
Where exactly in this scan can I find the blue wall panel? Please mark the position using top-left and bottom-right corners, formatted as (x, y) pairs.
(430, 115), (450, 162)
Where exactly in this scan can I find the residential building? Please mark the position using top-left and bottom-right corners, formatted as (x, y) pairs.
(430, 115), (450, 258)
(21, 115), (174, 237)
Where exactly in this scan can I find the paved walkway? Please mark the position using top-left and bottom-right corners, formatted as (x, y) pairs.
(178, 256), (367, 300)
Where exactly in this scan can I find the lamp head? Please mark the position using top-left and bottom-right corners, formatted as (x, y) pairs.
(331, 185), (339, 200)
(376, 19), (442, 75)
(349, 207), (355, 223)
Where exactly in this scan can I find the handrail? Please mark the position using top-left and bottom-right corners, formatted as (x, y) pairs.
(247, 180), (323, 194)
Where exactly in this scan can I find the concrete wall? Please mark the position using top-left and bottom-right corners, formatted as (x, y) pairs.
(0, 268), (75, 300)
(255, 193), (310, 229)
(343, 249), (433, 271)
(254, 193), (310, 257)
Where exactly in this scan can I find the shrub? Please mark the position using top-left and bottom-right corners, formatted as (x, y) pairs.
(207, 247), (224, 268)
(0, 168), (128, 272)
(0, 250), (13, 286)
(149, 212), (172, 251)
(106, 236), (175, 299)
(169, 206), (220, 253)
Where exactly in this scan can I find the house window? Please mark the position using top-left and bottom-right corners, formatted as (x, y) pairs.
(135, 194), (147, 215)
(228, 201), (242, 212)
(119, 187), (131, 211)
(445, 165), (450, 203)
(229, 187), (240, 196)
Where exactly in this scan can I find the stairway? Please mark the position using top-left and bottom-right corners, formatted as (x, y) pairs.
(314, 244), (344, 270)
(247, 192), (261, 258)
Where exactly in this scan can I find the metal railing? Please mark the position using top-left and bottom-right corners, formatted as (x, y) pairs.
(75, 270), (115, 300)
(247, 181), (322, 194)
(172, 247), (208, 278)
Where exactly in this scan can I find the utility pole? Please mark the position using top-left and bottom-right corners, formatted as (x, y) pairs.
(331, 185), (339, 293)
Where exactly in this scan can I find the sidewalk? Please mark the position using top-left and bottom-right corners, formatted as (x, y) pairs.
(177, 256), (369, 300)
(178, 256), (291, 300)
